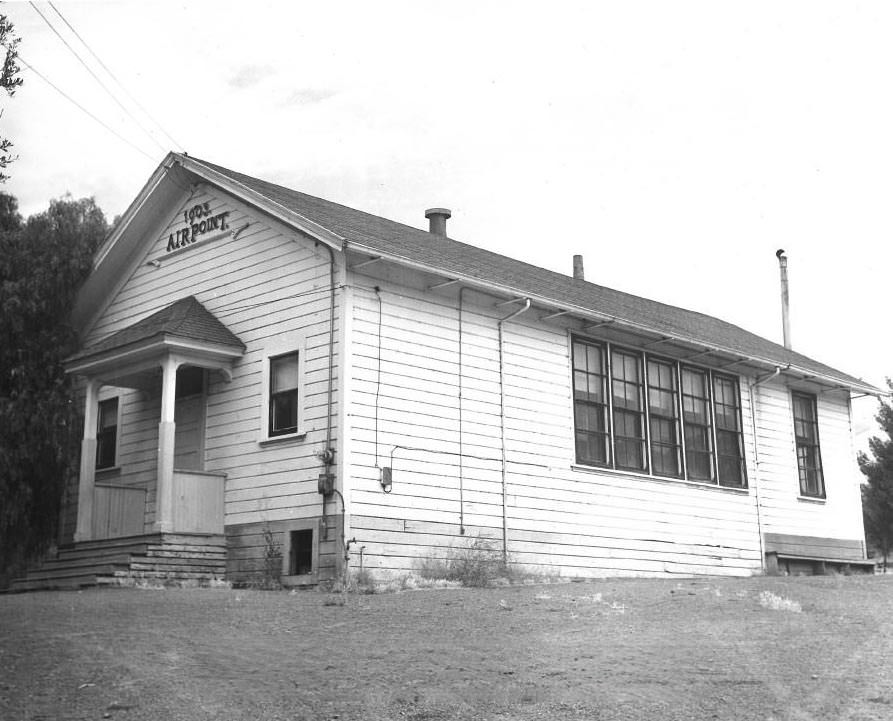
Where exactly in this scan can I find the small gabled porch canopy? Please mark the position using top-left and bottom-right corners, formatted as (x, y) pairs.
(67, 295), (245, 386)
(65, 297), (245, 542)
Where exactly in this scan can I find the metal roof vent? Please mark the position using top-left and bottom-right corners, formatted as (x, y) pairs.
(425, 208), (451, 237)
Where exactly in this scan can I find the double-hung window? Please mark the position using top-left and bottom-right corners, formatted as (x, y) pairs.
(269, 352), (300, 437)
(647, 358), (682, 478)
(792, 392), (825, 498)
(571, 337), (747, 488)
(572, 340), (610, 465)
(681, 367), (714, 482)
(612, 349), (646, 471)
(714, 375), (746, 487)
(96, 397), (119, 470)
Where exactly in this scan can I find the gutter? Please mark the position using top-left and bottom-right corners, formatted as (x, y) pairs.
(343, 244), (880, 397)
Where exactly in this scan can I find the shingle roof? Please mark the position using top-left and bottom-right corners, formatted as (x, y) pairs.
(185, 156), (873, 391)
(70, 296), (245, 362)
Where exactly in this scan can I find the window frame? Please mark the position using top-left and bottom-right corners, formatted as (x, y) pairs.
(571, 339), (612, 468)
(280, 519), (319, 587)
(259, 334), (306, 443)
(646, 356), (684, 479)
(791, 391), (825, 499)
(95, 396), (121, 471)
(570, 335), (748, 490)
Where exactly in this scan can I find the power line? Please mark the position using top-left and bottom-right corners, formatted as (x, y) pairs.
(46, 1), (183, 152)
(29, 1), (166, 155)
(16, 53), (155, 162)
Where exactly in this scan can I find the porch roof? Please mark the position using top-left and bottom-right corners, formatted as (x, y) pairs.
(66, 296), (245, 380)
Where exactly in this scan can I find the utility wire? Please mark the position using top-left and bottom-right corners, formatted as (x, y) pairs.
(47, 1), (183, 152)
(16, 53), (155, 162)
(29, 1), (166, 155)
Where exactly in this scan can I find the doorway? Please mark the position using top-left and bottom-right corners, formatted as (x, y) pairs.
(174, 366), (206, 471)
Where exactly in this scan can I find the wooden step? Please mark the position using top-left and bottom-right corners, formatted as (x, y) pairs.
(10, 562), (132, 592)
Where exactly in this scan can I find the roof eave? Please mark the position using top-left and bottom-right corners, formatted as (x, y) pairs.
(345, 242), (884, 396)
(66, 334), (244, 377)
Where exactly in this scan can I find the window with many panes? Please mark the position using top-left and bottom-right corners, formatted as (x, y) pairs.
(648, 358), (682, 478)
(571, 337), (747, 488)
(612, 349), (646, 471)
(95, 397), (119, 470)
(682, 367), (714, 482)
(269, 352), (300, 436)
(572, 340), (610, 465)
(792, 392), (825, 498)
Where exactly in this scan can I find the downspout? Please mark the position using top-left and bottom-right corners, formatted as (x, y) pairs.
(457, 287), (471, 535)
(748, 365), (786, 573)
(498, 298), (531, 563)
(318, 243), (341, 556)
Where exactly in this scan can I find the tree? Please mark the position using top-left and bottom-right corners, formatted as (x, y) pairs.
(1, 13), (23, 181)
(858, 378), (893, 572)
(0, 193), (107, 583)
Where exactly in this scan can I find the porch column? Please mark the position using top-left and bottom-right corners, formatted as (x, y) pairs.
(154, 355), (179, 533)
(74, 379), (100, 542)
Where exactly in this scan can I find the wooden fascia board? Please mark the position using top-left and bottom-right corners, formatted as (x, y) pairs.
(345, 241), (882, 396)
(66, 335), (244, 377)
(176, 154), (345, 251)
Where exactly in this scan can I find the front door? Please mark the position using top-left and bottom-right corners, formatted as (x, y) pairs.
(174, 366), (206, 470)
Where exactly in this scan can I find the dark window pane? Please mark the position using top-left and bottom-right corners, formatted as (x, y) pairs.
(96, 398), (118, 470)
(792, 392), (824, 497)
(270, 352), (300, 436)
(572, 340), (610, 467)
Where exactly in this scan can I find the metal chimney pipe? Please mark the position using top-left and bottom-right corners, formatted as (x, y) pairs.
(425, 208), (451, 237)
(776, 249), (791, 350)
(573, 254), (585, 280)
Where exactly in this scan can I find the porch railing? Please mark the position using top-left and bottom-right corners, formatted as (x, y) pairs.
(92, 484), (147, 539)
(172, 470), (225, 534)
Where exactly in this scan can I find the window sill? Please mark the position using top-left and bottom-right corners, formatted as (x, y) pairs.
(95, 466), (122, 476)
(280, 572), (317, 587)
(571, 463), (750, 494)
(797, 495), (827, 504)
(258, 432), (306, 446)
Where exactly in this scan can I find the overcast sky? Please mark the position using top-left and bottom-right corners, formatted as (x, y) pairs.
(3, 1), (890, 446)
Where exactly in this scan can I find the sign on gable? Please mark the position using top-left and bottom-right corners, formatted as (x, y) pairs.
(166, 202), (231, 253)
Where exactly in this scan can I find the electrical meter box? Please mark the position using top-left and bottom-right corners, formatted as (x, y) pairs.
(317, 473), (335, 496)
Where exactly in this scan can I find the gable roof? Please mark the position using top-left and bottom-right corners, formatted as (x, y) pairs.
(69, 296), (245, 365)
(75, 152), (880, 395)
(183, 156), (878, 395)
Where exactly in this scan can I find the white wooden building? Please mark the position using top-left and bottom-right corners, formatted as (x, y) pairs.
(14, 153), (882, 589)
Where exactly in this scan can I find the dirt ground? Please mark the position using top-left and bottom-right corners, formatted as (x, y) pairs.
(1, 574), (892, 721)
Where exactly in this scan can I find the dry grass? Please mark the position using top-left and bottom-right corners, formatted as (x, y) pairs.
(3, 575), (893, 720)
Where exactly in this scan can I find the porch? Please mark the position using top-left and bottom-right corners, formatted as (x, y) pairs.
(65, 297), (245, 544)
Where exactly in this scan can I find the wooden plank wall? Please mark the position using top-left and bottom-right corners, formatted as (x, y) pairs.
(345, 278), (766, 578)
(751, 382), (865, 543)
(80, 184), (340, 548)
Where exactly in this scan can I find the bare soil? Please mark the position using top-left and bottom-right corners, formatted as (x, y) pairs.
(2, 575), (893, 720)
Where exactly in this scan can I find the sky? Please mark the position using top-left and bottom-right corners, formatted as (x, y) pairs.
(2, 1), (891, 448)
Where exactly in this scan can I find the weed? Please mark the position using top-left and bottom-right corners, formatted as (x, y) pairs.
(349, 566), (377, 594)
(415, 536), (508, 588)
(253, 526), (283, 590)
(758, 590), (802, 612)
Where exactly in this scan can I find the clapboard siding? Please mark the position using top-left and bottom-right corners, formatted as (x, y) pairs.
(79, 184), (340, 532)
(752, 382), (865, 543)
(345, 281), (765, 578)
